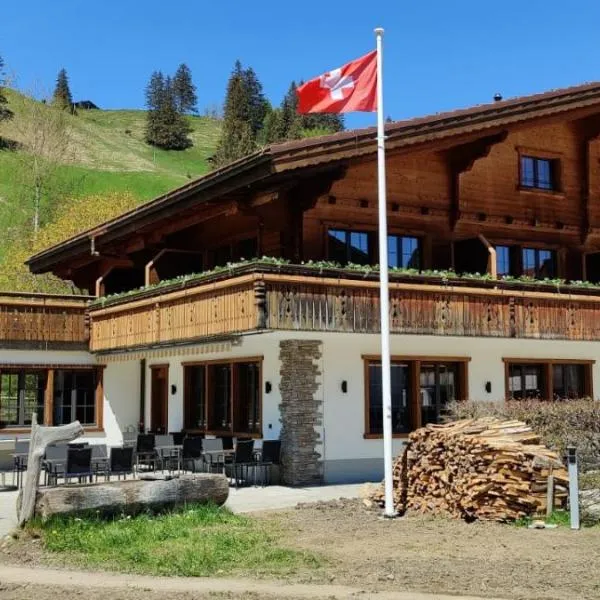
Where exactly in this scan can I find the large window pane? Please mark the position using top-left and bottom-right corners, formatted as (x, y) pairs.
(209, 364), (231, 430)
(0, 373), (19, 426)
(388, 236), (420, 269)
(496, 246), (510, 277)
(537, 249), (556, 278)
(236, 362), (260, 434)
(522, 248), (537, 277)
(349, 232), (369, 264)
(537, 159), (552, 189)
(368, 363), (410, 434)
(420, 363), (457, 425)
(54, 370), (96, 426)
(328, 229), (349, 264)
(552, 364), (585, 399)
(521, 156), (535, 187)
(185, 366), (206, 429)
(508, 364), (544, 399)
(22, 373), (45, 426)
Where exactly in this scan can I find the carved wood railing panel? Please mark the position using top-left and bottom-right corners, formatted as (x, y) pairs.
(90, 280), (258, 352)
(88, 270), (600, 352)
(263, 279), (600, 341)
(0, 295), (89, 347)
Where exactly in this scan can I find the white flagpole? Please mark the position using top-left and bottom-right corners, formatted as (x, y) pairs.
(374, 27), (395, 517)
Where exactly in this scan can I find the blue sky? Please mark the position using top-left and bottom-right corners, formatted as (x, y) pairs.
(1, 1), (599, 129)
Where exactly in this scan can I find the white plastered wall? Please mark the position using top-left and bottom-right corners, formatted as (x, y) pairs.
(98, 331), (600, 480)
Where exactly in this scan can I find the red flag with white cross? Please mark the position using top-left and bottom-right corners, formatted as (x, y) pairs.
(296, 50), (377, 114)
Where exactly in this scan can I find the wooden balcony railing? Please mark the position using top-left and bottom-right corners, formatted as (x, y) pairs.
(88, 264), (600, 352)
(0, 292), (91, 349)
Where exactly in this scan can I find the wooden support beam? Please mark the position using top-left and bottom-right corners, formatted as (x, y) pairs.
(477, 234), (498, 279)
(445, 132), (508, 231)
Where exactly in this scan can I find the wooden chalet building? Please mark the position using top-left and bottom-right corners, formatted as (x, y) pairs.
(3, 82), (600, 483)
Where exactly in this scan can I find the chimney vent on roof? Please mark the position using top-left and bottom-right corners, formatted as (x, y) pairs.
(493, 93), (503, 102)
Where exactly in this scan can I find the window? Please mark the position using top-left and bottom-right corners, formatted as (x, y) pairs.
(388, 235), (420, 269)
(522, 248), (556, 278)
(54, 370), (97, 426)
(0, 371), (45, 428)
(184, 365), (206, 429)
(328, 229), (370, 265)
(506, 360), (592, 400)
(365, 358), (466, 436)
(184, 359), (262, 436)
(495, 245), (556, 279)
(496, 246), (511, 277)
(520, 155), (557, 191)
(420, 363), (458, 425)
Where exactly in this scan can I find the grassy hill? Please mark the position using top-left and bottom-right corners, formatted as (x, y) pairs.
(0, 89), (221, 260)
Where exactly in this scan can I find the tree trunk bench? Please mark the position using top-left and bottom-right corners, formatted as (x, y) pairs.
(33, 474), (229, 520)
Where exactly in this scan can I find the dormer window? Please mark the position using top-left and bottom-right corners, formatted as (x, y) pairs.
(520, 155), (557, 191)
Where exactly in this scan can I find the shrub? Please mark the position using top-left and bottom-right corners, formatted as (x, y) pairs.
(446, 399), (600, 472)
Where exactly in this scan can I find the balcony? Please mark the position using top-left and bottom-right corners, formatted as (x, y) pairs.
(0, 292), (91, 350)
(87, 262), (600, 352)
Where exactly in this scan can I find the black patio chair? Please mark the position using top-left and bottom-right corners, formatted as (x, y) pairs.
(221, 436), (234, 450)
(109, 447), (134, 480)
(170, 431), (186, 445)
(182, 436), (203, 472)
(64, 447), (93, 484)
(44, 443), (69, 485)
(136, 433), (156, 471)
(90, 444), (109, 480)
(255, 440), (281, 486)
(202, 438), (225, 473)
(13, 440), (29, 488)
(225, 439), (255, 488)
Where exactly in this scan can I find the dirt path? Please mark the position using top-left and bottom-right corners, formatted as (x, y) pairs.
(0, 564), (508, 600)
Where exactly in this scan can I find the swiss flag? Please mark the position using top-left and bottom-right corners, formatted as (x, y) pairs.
(296, 50), (377, 114)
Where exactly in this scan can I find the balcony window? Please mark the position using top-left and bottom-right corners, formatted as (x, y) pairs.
(388, 235), (420, 269)
(520, 156), (557, 191)
(0, 371), (45, 428)
(328, 229), (370, 265)
(522, 248), (556, 278)
(496, 245), (511, 277)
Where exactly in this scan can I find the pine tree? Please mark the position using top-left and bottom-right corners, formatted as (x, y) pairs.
(213, 61), (255, 166)
(52, 68), (73, 112)
(172, 63), (197, 114)
(261, 106), (284, 144)
(242, 67), (268, 138)
(0, 55), (13, 124)
(145, 71), (192, 150)
(280, 81), (303, 140)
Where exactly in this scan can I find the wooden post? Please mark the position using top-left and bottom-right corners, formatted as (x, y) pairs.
(44, 369), (54, 426)
(18, 414), (84, 527)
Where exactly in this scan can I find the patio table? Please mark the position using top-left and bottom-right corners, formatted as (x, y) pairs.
(201, 448), (234, 473)
(155, 444), (183, 472)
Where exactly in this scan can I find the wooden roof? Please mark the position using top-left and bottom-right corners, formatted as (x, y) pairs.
(27, 81), (600, 273)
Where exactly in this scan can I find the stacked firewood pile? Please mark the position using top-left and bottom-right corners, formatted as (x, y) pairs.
(371, 418), (569, 521)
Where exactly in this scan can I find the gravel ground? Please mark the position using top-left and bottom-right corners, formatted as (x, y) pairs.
(2, 499), (600, 600)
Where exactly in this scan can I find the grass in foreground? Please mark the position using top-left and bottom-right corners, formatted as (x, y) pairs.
(29, 503), (322, 578)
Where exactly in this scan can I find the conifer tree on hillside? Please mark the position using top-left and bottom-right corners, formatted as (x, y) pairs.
(52, 68), (73, 112)
(213, 60), (262, 167)
(145, 71), (192, 150)
(279, 81), (303, 141)
(261, 106), (284, 144)
(173, 63), (198, 114)
(0, 55), (13, 124)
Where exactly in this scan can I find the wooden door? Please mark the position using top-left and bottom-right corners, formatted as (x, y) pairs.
(150, 366), (168, 433)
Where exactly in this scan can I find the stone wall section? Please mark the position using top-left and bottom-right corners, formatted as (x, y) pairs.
(279, 339), (323, 485)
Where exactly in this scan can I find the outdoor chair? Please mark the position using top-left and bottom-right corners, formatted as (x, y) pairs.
(221, 436), (234, 450)
(108, 447), (134, 480)
(225, 439), (255, 488)
(44, 443), (69, 485)
(254, 440), (281, 486)
(136, 433), (156, 471)
(90, 444), (109, 480)
(182, 436), (203, 472)
(202, 438), (225, 473)
(122, 431), (137, 447)
(155, 434), (179, 472)
(170, 431), (186, 445)
(64, 447), (93, 484)
(13, 439), (29, 488)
